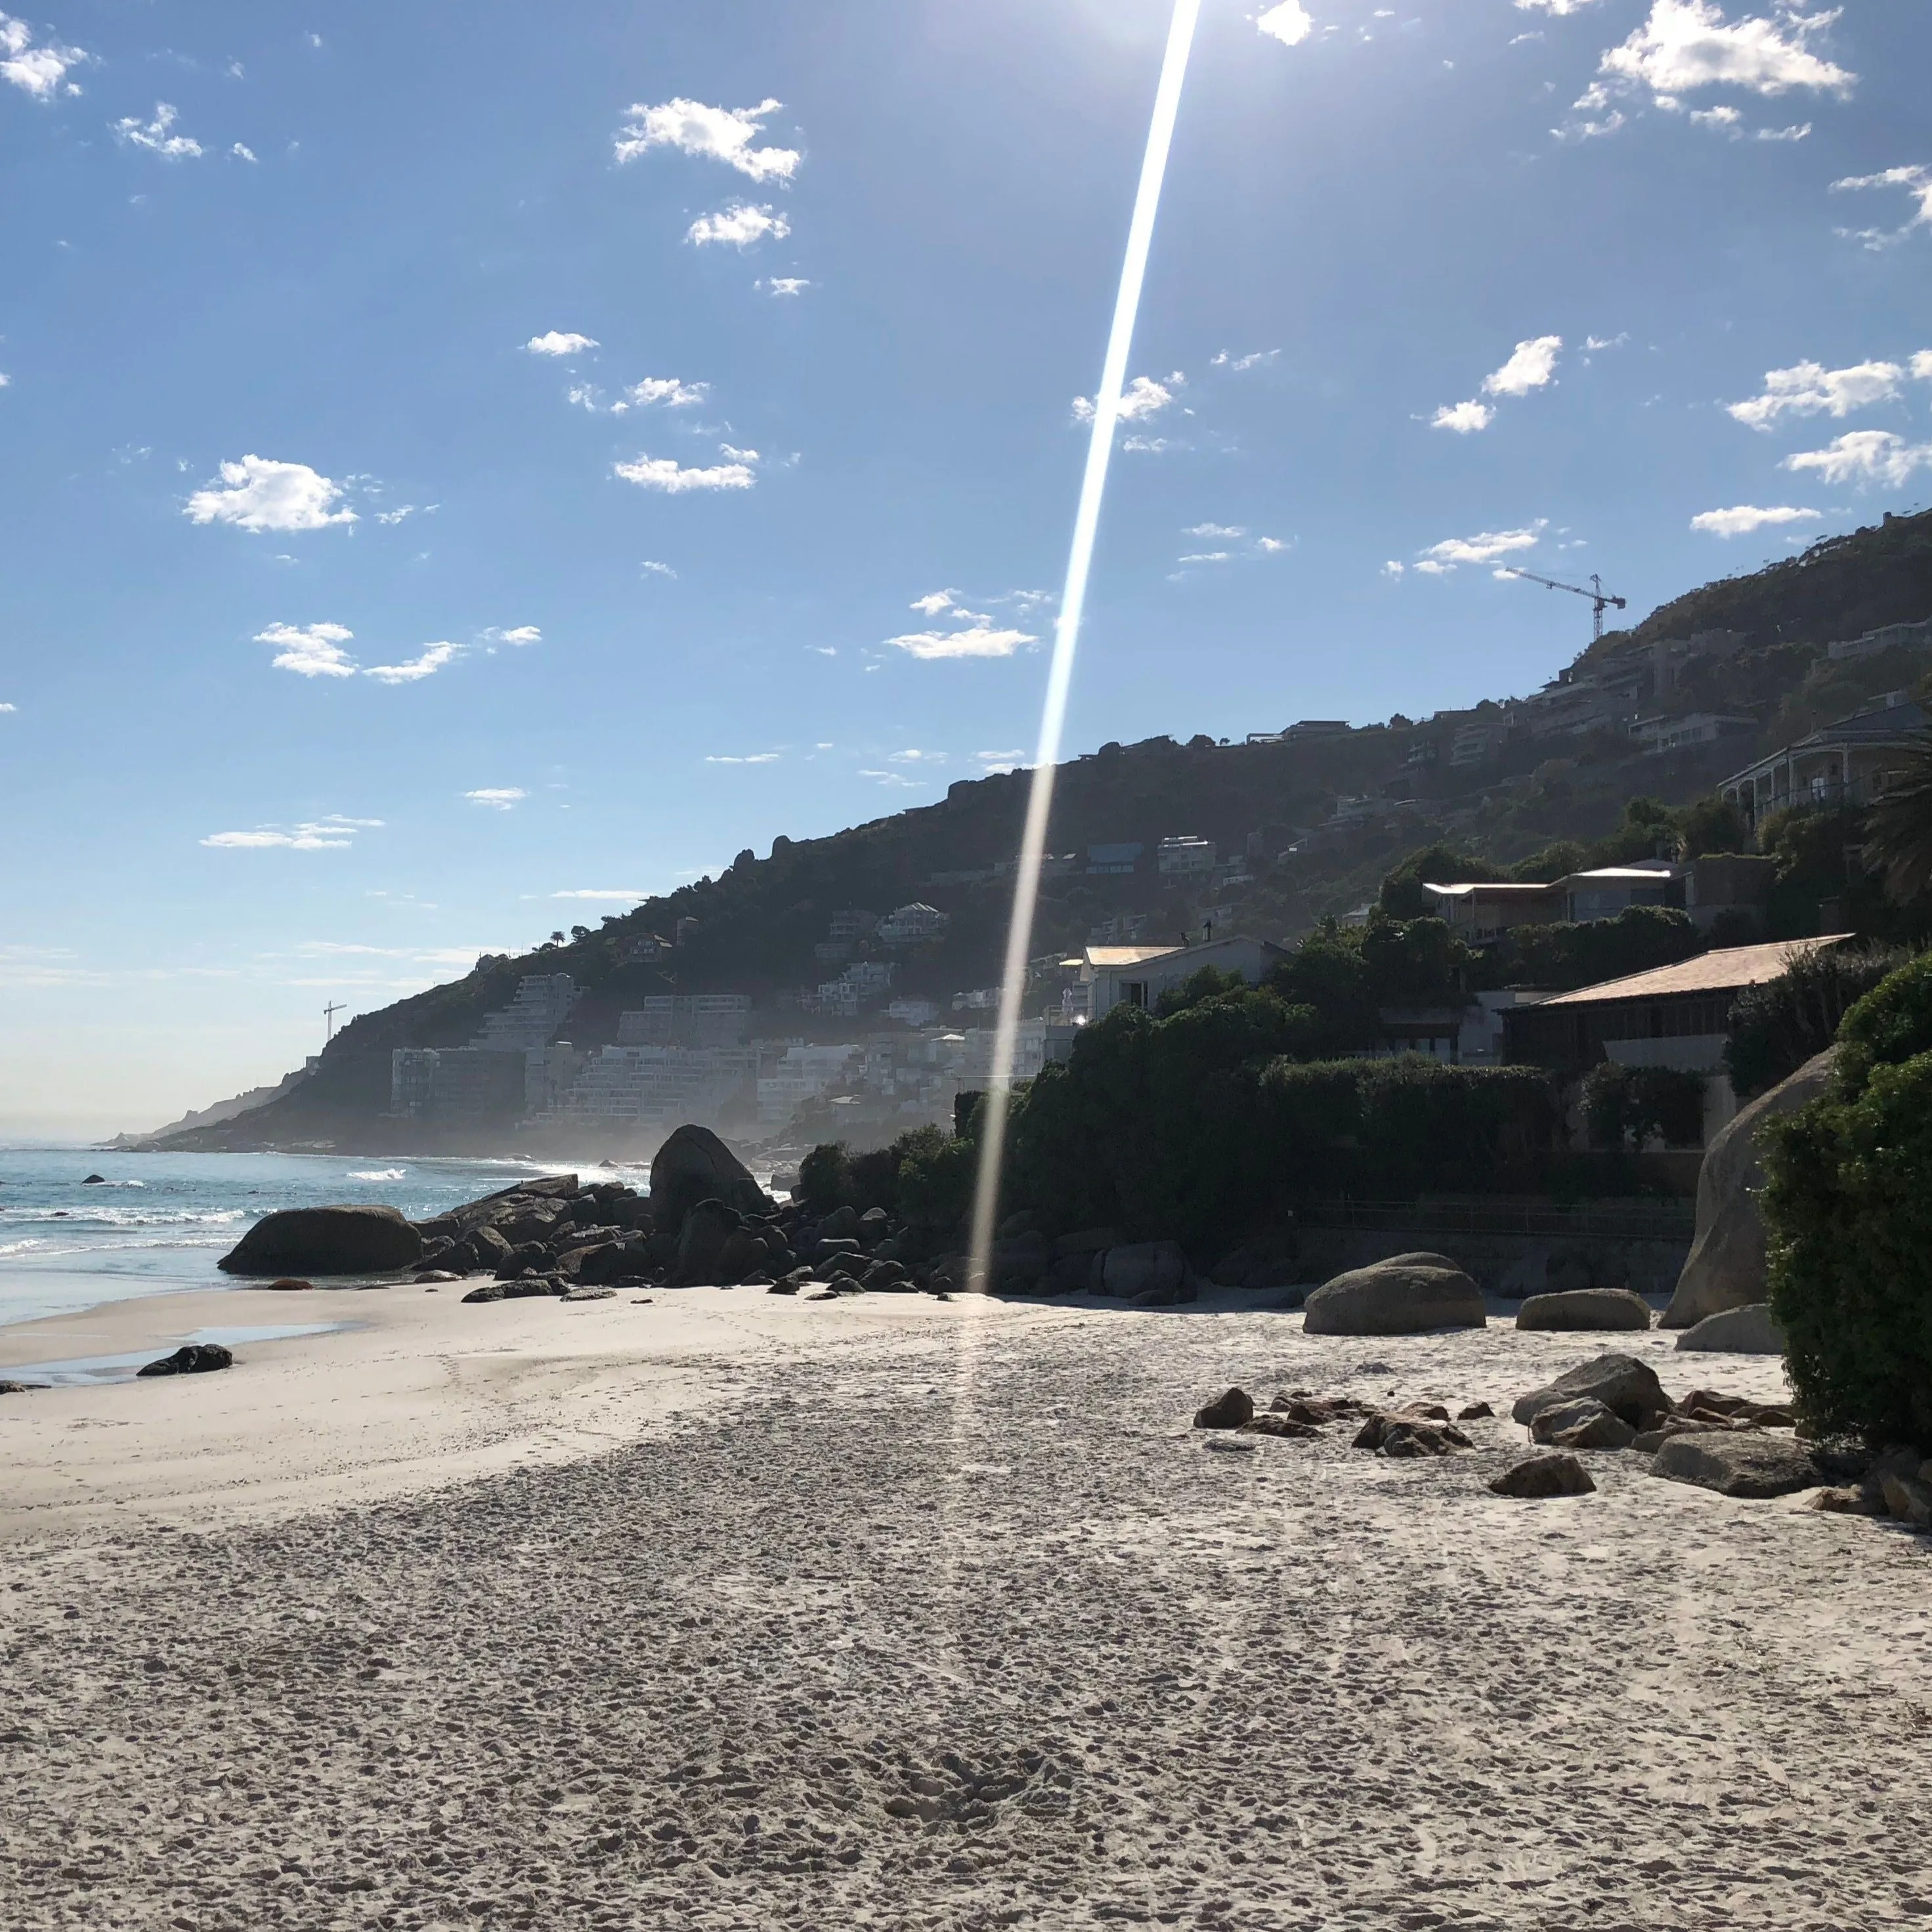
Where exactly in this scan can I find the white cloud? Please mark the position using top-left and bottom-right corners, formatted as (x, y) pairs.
(1430, 399), (1495, 434)
(1832, 165), (1932, 247)
(1382, 561), (1406, 578)
(1728, 357), (1916, 429)
(256, 621), (357, 679)
(1122, 435), (1174, 454)
(641, 560), (676, 578)
(977, 748), (1026, 763)
(364, 641), (458, 685)
(525, 331), (599, 357)
(112, 102), (203, 159)
(1514, 0), (1604, 12)
(552, 890), (647, 901)
(1178, 551), (1233, 565)
(1690, 503), (1822, 535)
(1073, 374), (1174, 425)
(1783, 431), (1932, 488)
(231, 142), (257, 162)
(1257, 2), (1314, 47)
(1584, 333), (1629, 351)
(465, 788), (526, 810)
(1, 14), (89, 98)
(614, 376), (708, 411)
(0, 701), (16, 712)
(612, 453), (756, 493)
(375, 504), (423, 525)
(705, 752), (782, 764)
(186, 456), (356, 532)
(910, 589), (958, 616)
(760, 277), (811, 297)
(1211, 349), (1279, 371)
(889, 748), (946, 764)
(1186, 523), (1246, 538)
(1417, 523), (1545, 570)
(1597, 1), (1855, 106)
(202, 815), (380, 851)
(614, 98), (800, 182)
(1255, 536), (1291, 553)
(885, 617), (1039, 661)
(686, 203), (790, 247)
(483, 625), (542, 647)
(0, 372), (9, 388)
(1483, 334), (1563, 397)
(1914, 352), (1932, 382)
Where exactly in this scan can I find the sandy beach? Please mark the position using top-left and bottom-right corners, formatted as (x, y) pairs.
(3, 1283), (1929, 1929)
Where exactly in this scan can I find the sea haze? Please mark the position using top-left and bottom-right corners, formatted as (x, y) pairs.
(0, 1149), (580, 1330)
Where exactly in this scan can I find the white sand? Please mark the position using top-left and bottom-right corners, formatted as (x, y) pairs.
(1, 1285), (1928, 1929)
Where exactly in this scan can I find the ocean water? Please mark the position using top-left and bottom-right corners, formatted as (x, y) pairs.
(0, 1148), (637, 1331)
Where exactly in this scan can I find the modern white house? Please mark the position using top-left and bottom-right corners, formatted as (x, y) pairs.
(1077, 934), (1288, 1023)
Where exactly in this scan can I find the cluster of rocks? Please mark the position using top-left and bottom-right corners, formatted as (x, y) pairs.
(1194, 1385), (1492, 1459)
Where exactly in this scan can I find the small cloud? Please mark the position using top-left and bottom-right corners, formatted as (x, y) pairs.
(613, 376), (708, 412)
(1, 14), (91, 97)
(484, 625), (542, 647)
(613, 453), (756, 493)
(1211, 349), (1280, 371)
(231, 142), (257, 162)
(759, 276), (811, 296)
(910, 588), (959, 616)
(705, 752), (782, 764)
(1256, 2), (1314, 48)
(1483, 335), (1562, 397)
(1728, 357), (1914, 429)
(1382, 561), (1406, 578)
(858, 770), (925, 788)
(1185, 523), (1246, 538)
(885, 622), (1037, 661)
(364, 641), (458, 684)
(375, 504), (421, 525)
(687, 203), (790, 247)
(552, 889), (647, 901)
(1416, 521), (1546, 570)
(0, 701), (16, 713)
(202, 815), (380, 851)
(1254, 536), (1291, 553)
(977, 748), (1025, 763)
(1121, 435), (1173, 454)
(1430, 399), (1495, 434)
(1690, 504), (1821, 536)
(1583, 332), (1629, 352)
(526, 330), (599, 357)
(1178, 551), (1232, 565)
(464, 788), (526, 810)
(256, 620), (357, 679)
(809, 645), (836, 656)
(1832, 165), (1932, 248)
(1783, 431), (1932, 488)
(112, 102), (203, 159)
(641, 559), (676, 578)
(613, 97), (800, 182)
(890, 748), (945, 763)
(186, 455), (356, 532)
(1072, 374), (1174, 425)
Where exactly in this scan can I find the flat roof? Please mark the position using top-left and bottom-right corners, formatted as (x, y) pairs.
(1084, 945), (1181, 967)
(1423, 880), (1562, 898)
(1566, 865), (1677, 883)
(1537, 934), (1854, 1008)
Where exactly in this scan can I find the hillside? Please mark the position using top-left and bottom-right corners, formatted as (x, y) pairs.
(153, 509), (1932, 1155)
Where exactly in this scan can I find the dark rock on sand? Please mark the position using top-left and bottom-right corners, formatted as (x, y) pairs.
(1490, 1453), (1595, 1498)
(1457, 1402), (1494, 1421)
(1194, 1387), (1256, 1430)
(1516, 1288), (1652, 1333)
(1512, 1353), (1669, 1430)
(1528, 1396), (1637, 1451)
(1304, 1256), (1486, 1336)
(649, 1126), (765, 1237)
(1675, 1303), (1785, 1355)
(263, 1277), (315, 1292)
(1651, 1430), (1823, 1499)
(1352, 1411), (1472, 1455)
(219, 1205), (423, 1277)
(0, 1380), (49, 1394)
(137, 1343), (233, 1377)
(674, 1199), (744, 1286)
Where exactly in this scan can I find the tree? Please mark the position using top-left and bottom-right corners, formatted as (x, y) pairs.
(1677, 793), (1751, 861)
(1379, 844), (1507, 920)
(1862, 729), (1932, 903)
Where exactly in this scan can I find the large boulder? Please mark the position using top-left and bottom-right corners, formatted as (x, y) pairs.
(1664, 1048), (1837, 1328)
(137, 1342), (233, 1377)
(649, 1126), (765, 1237)
(1528, 1396), (1637, 1451)
(1675, 1302), (1785, 1355)
(1303, 1257), (1485, 1337)
(1651, 1430), (1822, 1498)
(1102, 1241), (1187, 1300)
(672, 1199), (743, 1285)
(1516, 1289), (1652, 1333)
(219, 1205), (423, 1277)
(1489, 1453), (1595, 1498)
(1511, 1353), (1670, 1430)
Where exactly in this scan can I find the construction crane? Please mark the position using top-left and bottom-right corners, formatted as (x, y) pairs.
(322, 1000), (349, 1044)
(1501, 567), (1627, 643)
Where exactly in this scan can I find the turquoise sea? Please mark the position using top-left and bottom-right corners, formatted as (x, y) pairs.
(0, 1148), (637, 1331)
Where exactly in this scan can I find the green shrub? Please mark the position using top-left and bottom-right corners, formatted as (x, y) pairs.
(1763, 1052), (1932, 1447)
(892, 1126), (978, 1228)
(1725, 942), (1910, 1099)
(796, 1142), (853, 1214)
(1581, 1062), (1707, 1150)
(1499, 905), (1704, 992)
(1834, 949), (1932, 1096)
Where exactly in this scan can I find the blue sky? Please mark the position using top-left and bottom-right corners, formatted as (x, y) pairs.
(2, 0), (1928, 1132)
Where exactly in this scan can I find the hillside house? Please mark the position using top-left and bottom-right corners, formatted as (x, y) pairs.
(1423, 880), (1565, 944)
(1719, 691), (1928, 830)
(1077, 934), (1288, 1023)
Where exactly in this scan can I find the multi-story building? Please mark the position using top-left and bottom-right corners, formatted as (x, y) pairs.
(1627, 712), (1755, 756)
(1085, 842), (1143, 876)
(389, 1046), (528, 1123)
(564, 1045), (756, 1125)
(1157, 836), (1216, 877)
(617, 994), (752, 1048)
(472, 974), (578, 1052)
(875, 902), (951, 947)
(1825, 616), (1932, 663)
(756, 1042), (866, 1125)
(1719, 691), (1929, 830)
(828, 909), (880, 945)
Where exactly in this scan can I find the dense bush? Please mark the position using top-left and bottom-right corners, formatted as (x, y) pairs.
(1762, 954), (1932, 1446)
(1581, 1062), (1707, 1150)
(1725, 942), (1910, 1098)
(1495, 905), (1704, 992)
(797, 1124), (976, 1224)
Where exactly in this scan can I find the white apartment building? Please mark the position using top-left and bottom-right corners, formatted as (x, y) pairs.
(616, 994), (752, 1048)
(875, 902), (951, 947)
(472, 974), (578, 1052)
(756, 1042), (865, 1125)
(564, 1044), (756, 1124)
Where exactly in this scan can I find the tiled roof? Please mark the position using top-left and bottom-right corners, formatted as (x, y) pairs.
(1537, 934), (1855, 1008)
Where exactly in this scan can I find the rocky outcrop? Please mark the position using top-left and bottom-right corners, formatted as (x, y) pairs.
(1103, 1241), (1188, 1302)
(1516, 1289), (1652, 1333)
(1512, 1353), (1670, 1430)
(1194, 1388), (1256, 1430)
(1303, 1256), (1485, 1336)
(1490, 1453), (1595, 1498)
(672, 1199), (744, 1285)
(1528, 1396), (1637, 1451)
(219, 1205), (423, 1277)
(1675, 1303), (1785, 1355)
(1664, 1048), (1836, 1329)
(1651, 1430), (1822, 1497)
(137, 1342), (233, 1377)
(649, 1126), (767, 1237)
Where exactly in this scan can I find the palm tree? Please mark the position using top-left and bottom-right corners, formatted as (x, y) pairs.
(1863, 729), (1932, 903)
